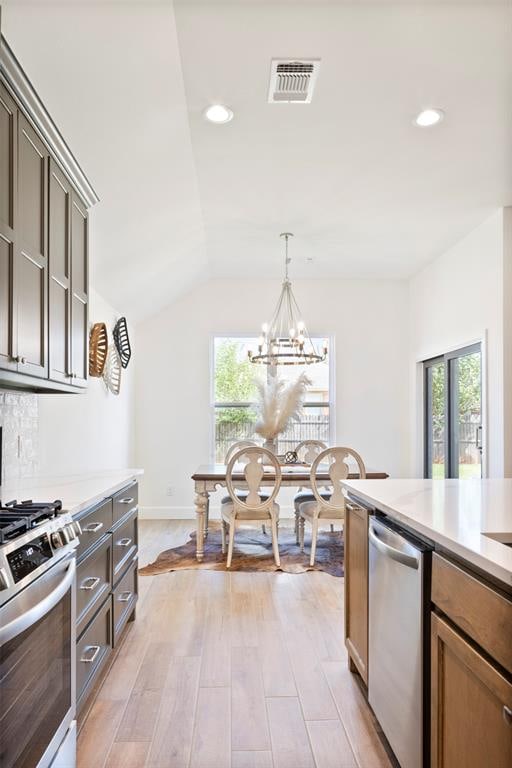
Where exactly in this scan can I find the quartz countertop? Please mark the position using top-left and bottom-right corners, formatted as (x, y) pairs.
(341, 478), (512, 588)
(0, 469), (143, 517)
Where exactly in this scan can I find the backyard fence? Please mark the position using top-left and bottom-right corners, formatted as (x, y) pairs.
(215, 415), (330, 462)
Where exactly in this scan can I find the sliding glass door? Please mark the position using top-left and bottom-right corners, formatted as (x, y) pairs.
(424, 344), (482, 478)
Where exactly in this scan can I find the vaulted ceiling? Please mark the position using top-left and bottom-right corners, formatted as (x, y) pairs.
(2, 1), (511, 321)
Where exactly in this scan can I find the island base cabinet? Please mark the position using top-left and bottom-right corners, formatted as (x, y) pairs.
(344, 502), (369, 684)
(431, 612), (512, 768)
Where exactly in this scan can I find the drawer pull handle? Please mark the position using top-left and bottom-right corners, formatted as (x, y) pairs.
(84, 522), (103, 533)
(80, 576), (101, 591)
(117, 538), (132, 548)
(504, 705), (512, 725)
(118, 591), (133, 603)
(80, 645), (101, 664)
(119, 497), (134, 505)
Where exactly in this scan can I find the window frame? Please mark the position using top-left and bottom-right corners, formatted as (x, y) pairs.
(210, 333), (336, 462)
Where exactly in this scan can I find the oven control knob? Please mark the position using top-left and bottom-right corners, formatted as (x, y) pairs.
(66, 524), (77, 541)
(0, 567), (9, 591)
(51, 532), (64, 548)
(61, 527), (71, 544)
(73, 521), (82, 536)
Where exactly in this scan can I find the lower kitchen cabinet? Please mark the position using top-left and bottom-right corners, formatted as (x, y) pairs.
(76, 597), (113, 712)
(75, 481), (139, 718)
(76, 533), (112, 637)
(113, 556), (138, 646)
(344, 501), (369, 683)
(431, 612), (512, 768)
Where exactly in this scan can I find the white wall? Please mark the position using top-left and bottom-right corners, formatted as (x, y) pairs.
(408, 209), (508, 477)
(37, 290), (135, 476)
(135, 278), (409, 517)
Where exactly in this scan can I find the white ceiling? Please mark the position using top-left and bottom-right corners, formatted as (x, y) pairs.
(2, 1), (512, 321)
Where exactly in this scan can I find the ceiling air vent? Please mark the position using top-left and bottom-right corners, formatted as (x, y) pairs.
(268, 59), (321, 104)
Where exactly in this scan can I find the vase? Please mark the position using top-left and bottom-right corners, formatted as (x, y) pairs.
(263, 437), (278, 457)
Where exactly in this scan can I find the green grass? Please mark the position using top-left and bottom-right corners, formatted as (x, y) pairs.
(432, 463), (481, 479)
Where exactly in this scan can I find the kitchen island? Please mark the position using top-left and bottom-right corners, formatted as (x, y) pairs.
(341, 478), (512, 768)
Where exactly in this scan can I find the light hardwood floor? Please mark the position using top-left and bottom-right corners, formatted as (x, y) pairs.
(77, 520), (394, 768)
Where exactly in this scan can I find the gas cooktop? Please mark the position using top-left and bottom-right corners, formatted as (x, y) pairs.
(0, 499), (63, 545)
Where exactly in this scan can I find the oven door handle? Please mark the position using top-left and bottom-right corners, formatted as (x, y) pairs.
(0, 557), (76, 645)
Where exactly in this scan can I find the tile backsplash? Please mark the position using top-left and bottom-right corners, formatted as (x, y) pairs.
(0, 392), (39, 484)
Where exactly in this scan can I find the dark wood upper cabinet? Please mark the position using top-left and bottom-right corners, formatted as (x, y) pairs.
(70, 193), (88, 387)
(48, 158), (71, 384)
(0, 36), (98, 392)
(15, 114), (48, 380)
(0, 82), (17, 371)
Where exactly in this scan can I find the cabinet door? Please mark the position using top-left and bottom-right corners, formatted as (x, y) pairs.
(344, 503), (369, 683)
(48, 159), (71, 384)
(16, 114), (48, 379)
(70, 192), (88, 387)
(431, 612), (512, 768)
(0, 83), (17, 371)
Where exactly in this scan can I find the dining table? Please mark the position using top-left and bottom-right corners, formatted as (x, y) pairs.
(191, 463), (388, 561)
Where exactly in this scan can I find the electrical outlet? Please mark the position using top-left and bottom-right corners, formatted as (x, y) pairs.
(166, 485), (174, 497)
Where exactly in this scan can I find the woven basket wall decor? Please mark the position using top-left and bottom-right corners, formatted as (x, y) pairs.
(88, 322), (109, 377)
(103, 344), (122, 395)
(113, 316), (131, 369)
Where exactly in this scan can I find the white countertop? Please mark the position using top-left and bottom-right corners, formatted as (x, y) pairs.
(342, 478), (512, 588)
(0, 469), (143, 517)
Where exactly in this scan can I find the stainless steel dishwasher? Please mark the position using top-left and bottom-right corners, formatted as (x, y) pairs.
(368, 516), (432, 768)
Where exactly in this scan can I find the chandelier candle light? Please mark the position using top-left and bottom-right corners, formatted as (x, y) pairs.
(248, 233), (328, 366)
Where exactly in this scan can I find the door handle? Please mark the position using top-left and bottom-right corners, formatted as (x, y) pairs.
(118, 591), (133, 603)
(117, 538), (132, 548)
(83, 522), (103, 533)
(0, 557), (75, 645)
(80, 645), (101, 664)
(80, 576), (101, 591)
(369, 525), (419, 569)
(476, 425), (483, 454)
(118, 497), (134, 505)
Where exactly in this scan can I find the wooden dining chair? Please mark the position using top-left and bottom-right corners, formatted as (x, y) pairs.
(292, 439), (327, 543)
(298, 447), (366, 566)
(222, 446), (282, 568)
(221, 440), (269, 534)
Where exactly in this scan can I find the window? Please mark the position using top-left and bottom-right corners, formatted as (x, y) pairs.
(212, 336), (333, 462)
(424, 343), (483, 478)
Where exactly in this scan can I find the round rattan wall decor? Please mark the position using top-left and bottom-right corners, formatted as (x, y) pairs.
(103, 344), (122, 396)
(89, 322), (109, 377)
(113, 316), (131, 369)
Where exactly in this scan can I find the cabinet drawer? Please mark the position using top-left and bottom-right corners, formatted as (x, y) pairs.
(112, 508), (138, 585)
(432, 553), (512, 674)
(76, 597), (112, 712)
(113, 557), (138, 647)
(76, 534), (112, 636)
(75, 499), (113, 561)
(113, 481), (138, 524)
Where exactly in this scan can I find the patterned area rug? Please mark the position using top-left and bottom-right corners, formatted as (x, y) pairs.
(139, 523), (344, 577)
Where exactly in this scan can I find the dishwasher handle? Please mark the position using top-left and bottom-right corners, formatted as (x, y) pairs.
(369, 524), (420, 570)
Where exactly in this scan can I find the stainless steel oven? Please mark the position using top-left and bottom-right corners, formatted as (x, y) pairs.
(0, 504), (80, 768)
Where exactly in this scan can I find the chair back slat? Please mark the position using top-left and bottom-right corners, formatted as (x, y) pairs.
(226, 447), (281, 512)
(225, 440), (257, 467)
(295, 439), (327, 465)
(310, 447), (366, 515)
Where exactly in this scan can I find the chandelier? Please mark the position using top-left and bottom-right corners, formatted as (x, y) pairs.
(248, 233), (328, 366)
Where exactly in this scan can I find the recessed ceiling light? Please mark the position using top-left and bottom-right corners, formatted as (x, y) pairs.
(414, 108), (444, 127)
(204, 104), (234, 124)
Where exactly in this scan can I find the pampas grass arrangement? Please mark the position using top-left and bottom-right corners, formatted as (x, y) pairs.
(255, 373), (312, 444)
